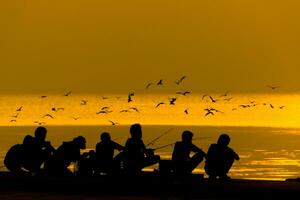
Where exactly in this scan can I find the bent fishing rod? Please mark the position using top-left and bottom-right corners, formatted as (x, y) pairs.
(153, 137), (212, 151)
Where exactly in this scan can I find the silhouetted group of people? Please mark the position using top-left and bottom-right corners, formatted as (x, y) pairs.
(4, 123), (239, 180)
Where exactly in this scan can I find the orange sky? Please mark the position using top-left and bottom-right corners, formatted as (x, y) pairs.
(1, 0), (300, 94)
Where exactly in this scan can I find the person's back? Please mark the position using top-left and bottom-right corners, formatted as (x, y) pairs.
(4, 135), (34, 175)
(123, 123), (160, 174)
(95, 132), (124, 174)
(205, 133), (239, 179)
(45, 136), (86, 176)
(172, 131), (206, 175)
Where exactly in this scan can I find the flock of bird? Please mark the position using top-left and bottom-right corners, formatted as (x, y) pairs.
(7, 76), (285, 126)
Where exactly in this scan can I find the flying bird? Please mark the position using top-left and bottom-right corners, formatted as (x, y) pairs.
(279, 106), (285, 109)
(156, 102), (165, 108)
(16, 106), (23, 112)
(270, 104), (274, 109)
(169, 98), (177, 105)
(176, 91), (190, 96)
(64, 91), (72, 96)
(120, 109), (130, 113)
(209, 96), (218, 103)
(232, 108), (237, 111)
(96, 110), (112, 114)
(184, 109), (189, 114)
(10, 119), (17, 123)
(52, 107), (64, 112)
(224, 97), (233, 101)
(202, 94), (208, 100)
(175, 76), (186, 85)
(34, 121), (46, 125)
(40, 96), (47, 98)
(267, 85), (280, 90)
(71, 117), (80, 120)
(146, 83), (153, 89)
(101, 106), (110, 110)
(109, 120), (119, 126)
(102, 97), (108, 100)
(130, 107), (140, 112)
(157, 79), (163, 85)
(11, 114), (19, 118)
(205, 110), (214, 117)
(42, 114), (54, 119)
(220, 91), (229, 97)
(81, 100), (88, 105)
(128, 94), (133, 103)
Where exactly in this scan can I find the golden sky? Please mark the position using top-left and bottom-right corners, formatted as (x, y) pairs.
(1, 0), (300, 94)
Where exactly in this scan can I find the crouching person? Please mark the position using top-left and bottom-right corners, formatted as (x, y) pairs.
(45, 136), (86, 176)
(172, 131), (206, 176)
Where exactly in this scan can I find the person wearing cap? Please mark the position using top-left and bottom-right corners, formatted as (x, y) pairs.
(204, 133), (239, 180)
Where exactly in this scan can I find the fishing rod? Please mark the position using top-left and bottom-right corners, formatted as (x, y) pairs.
(153, 137), (212, 151)
(146, 128), (174, 147)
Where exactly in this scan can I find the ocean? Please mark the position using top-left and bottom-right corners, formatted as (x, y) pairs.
(0, 93), (300, 180)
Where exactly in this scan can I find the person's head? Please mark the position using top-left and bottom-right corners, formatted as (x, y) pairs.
(34, 126), (47, 143)
(182, 130), (193, 143)
(100, 132), (111, 142)
(217, 134), (230, 147)
(73, 136), (86, 149)
(130, 123), (142, 139)
(23, 135), (34, 145)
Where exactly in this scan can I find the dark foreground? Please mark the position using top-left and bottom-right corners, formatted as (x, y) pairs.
(1, 172), (300, 200)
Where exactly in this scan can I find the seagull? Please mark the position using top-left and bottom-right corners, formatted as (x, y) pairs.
(64, 91), (72, 96)
(128, 94), (133, 103)
(81, 100), (88, 105)
(16, 106), (23, 112)
(184, 109), (189, 114)
(52, 107), (64, 112)
(224, 97), (233, 101)
(109, 120), (119, 126)
(120, 109), (130, 113)
(40, 96), (47, 98)
(130, 107), (140, 112)
(11, 114), (19, 118)
(146, 83), (153, 89)
(169, 98), (177, 105)
(42, 114), (54, 119)
(239, 104), (251, 108)
(209, 96), (218, 103)
(10, 119), (17, 123)
(175, 76), (186, 85)
(220, 91), (229, 97)
(176, 91), (190, 96)
(96, 110), (112, 114)
(210, 108), (224, 114)
(156, 102), (165, 108)
(34, 121), (46, 125)
(71, 117), (80, 120)
(157, 79), (163, 85)
(101, 106), (110, 110)
(279, 106), (285, 109)
(232, 108), (237, 111)
(205, 110), (214, 117)
(270, 104), (274, 109)
(102, 97), (108, 100)
(267, 85), (280, 90)
(202, 94), (208, 100)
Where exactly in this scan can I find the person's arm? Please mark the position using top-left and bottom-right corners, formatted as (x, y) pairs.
(191, 143), (207, 157)
(112, 141), (125, 151)
(232, 150), (240, 160)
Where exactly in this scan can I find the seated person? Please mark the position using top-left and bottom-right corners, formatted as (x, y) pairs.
(172, 131), (206, 175)
(123, 123), (160, 174)
(4, 127), (55, 175)
(77, 150), (97, 176)
(45, 136), (86, 176)
(204, 133), (239, 180)
(4, 135), (34, 175)
(95, 132), (124, 174)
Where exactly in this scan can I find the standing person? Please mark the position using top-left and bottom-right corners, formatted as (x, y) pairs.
(95, 132), (124, 174)
(172, 130), (206, 176)
(123, 123), (160, 174)
(205, 133), (239, 180)
(45, 136), (86, 176)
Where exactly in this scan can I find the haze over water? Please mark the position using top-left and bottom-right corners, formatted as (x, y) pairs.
(1, 93), (300, 180)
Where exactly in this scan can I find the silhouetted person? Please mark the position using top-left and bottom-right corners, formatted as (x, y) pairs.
(26, 127), (55, 174)
(123, 123), (160, 174)
(4, 135), (34, 175)
(45, 136), (86, 176)
(4, 127), (54, 175)
(95, 132), (124, 174)
(77, 150), (97, 176)
(205, 133), (239, 180)
(172, 131), (206, 176)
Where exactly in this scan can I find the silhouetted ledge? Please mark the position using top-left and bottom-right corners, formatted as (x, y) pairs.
(0, 172), (300, 199)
